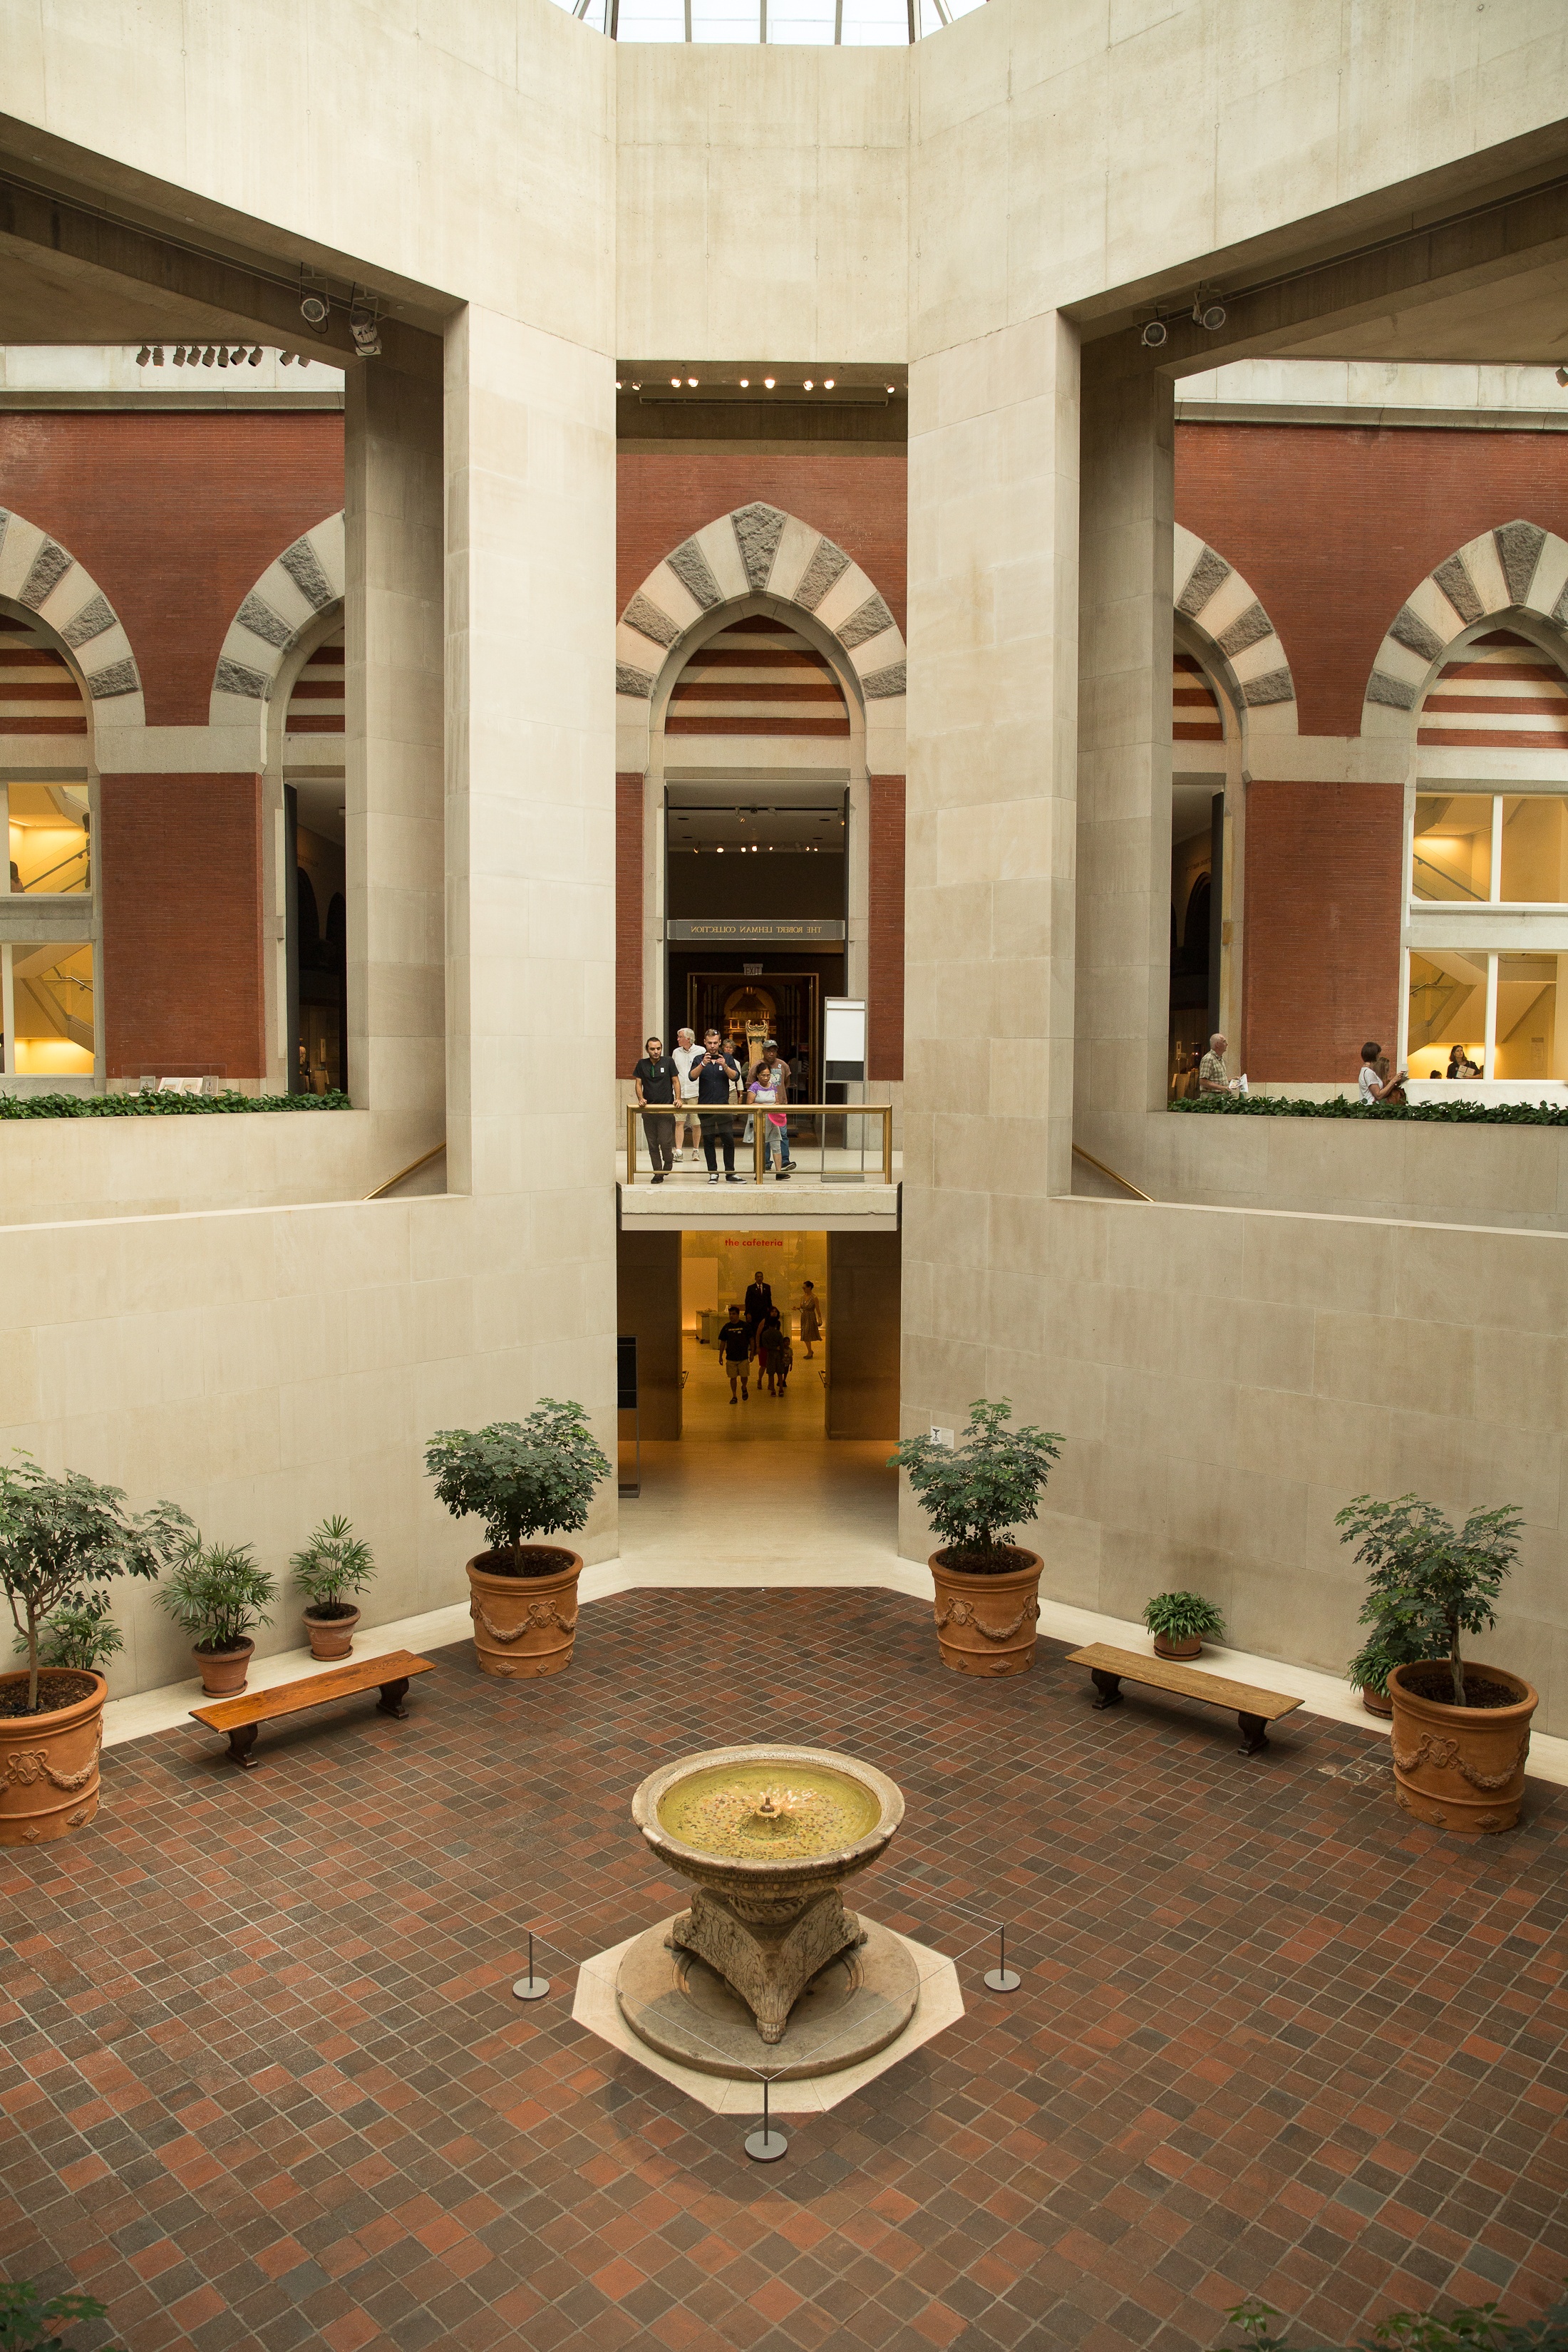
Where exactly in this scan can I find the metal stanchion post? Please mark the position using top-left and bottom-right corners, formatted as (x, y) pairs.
(512, 1931), (550, 2001)
(984, 1927), (1020, 1993)
(744, 2073), (788, 2162)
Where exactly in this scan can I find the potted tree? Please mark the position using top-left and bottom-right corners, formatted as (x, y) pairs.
(290, 1515), (376, 1661)
(890, 1401), (1062, 1676)
(425, 1401), (611, 1678)
(0, 1454), (191, 1846)
(1143, 1591), (1225, 1660)
(157, 1539), (277, 1696)
(1336, 1493), (1535, 1832)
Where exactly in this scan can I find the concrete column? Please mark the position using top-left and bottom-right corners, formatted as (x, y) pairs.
(343, 343), (446, 1120)
(1074, 353), (1175, 1182)
(825, 1231), (900, 1440)
(899, 312), (1080, 1468)
(442, 303), (618, 1422)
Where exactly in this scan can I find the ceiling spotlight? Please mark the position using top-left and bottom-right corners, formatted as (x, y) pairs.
(217, 345), (229, 367)
(824, 377), (835, 388)
(739, 376), (749, 387)
(716, 845), (724, 855)
(136, 344), (150, 366)
(152, 345), (165, 366)
(804, 378), (814, 390)
(202, 346), (216, 366)
(299, 292), (329, 327)
(686, 375), (697, 386)
(172, 346), (186, 366)
(615, 378), (623, 389)
(763, 376), (775, 388)
(350, 313), (381, 358)
(1140, 317), (1169, 349)
(247, 346), (262, 366)
(631, 379), (641, 390)
(671, 375), (681, 387)
(1557, 366), (1568, 388)
(279, 351), (294, 367)
(1193, 296), (1227, 331)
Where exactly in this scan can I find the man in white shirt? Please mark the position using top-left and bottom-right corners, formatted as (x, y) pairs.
(671, 1027), (701, 1163)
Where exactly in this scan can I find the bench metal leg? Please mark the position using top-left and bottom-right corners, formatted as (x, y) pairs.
(1237, 1711), (1269, 1755)
(225, 1723), (259, 1770)
(1090, 1669), (1124, 1710)
(377, 1676), (411, 1719)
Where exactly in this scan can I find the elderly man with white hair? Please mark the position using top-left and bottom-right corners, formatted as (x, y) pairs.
(671, 1026), (702, 1163)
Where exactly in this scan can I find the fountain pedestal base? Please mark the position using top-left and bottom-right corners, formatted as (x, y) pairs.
(671, 1884), (862, 2043)
(617, 1914), (920, 2080)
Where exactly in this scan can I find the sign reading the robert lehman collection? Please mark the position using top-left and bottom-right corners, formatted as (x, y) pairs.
(666, 919), (846, 943)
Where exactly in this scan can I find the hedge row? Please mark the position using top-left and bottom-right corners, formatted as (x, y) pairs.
(1169, 1094), (1568, 1127)
(0, 1090), (353, 1121)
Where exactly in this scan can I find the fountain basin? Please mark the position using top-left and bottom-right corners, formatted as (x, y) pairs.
(626, 1745), (905, 2049)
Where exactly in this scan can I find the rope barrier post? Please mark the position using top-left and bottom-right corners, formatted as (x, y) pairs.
(512, 1931), (550, 2001)
(744, 2074), (788, 2162)
(984, 1926), (1020, 1993)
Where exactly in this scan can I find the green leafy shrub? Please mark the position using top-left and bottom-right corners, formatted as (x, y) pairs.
(157, 1540), (277, 1654)
(1336, 1494), (1522, 1707)
(1214, 2287), (1568, 2351)
(13, 1589), (124, 1677)
(0, 1455), (192, 1713)
(290, 1517), (375, 1617)
(0, 1090), (351, 1120)
(1347, 1621), (1433, 1703)
(1170, 1094), (1568, 1127)
(1143, 1590), (1224, 1644)
(889, 1400), (1062, 1568)
(425, 1402), (611, 1574)
(0, 2280), (125, 2350)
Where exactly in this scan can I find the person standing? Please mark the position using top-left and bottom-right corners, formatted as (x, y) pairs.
(632, 1034), (680, 1184)
(691, 1026), (744, 1184)
(757, 1308), (787, 1397)
(798, 1279), (822, 1359)
(748, 1044), (793, 1179)
(744, 1268), (774, 1331)
(718, 1302), (753, 1403)
(1198, 1033), (1231, 1094)
(671, 1026), (702, 1161)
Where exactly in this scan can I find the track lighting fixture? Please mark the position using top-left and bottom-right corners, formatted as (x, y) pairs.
(247, 346), (262, 366)
(202, 346), (216, 366)
(1193, 295), (1227, 330)
(349, 294), (381, 358)
(763, 376), (775, 388)
(279, 351), (294, 367)
(1557, 366), (1568, 388)
(299, 292), (329, 327)
(1140, 316), (1169, 349)
(136, 344), (150, 366)
(217, 345), (229, 366)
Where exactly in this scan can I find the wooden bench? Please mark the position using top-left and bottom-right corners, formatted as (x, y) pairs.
(190, 1650), (434, 1770)
(1066, 1643), (1302, 1755)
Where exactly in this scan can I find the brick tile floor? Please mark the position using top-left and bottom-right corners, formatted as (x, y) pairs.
(3, 1589), (1567, 2352)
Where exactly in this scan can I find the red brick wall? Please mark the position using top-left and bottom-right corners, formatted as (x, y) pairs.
(1242, 783), (1404, 1081)
(1176, 423), (1568, 738)
(868, 775), (905, 1080)
(0, 412), (343, 726)
(99, 774), (266, 1078)
(616, 773), (644, 1076)
(617, 453), (907, 634)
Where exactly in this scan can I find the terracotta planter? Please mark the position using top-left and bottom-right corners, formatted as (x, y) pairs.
(0, 1669), (106, 1847)
(1361, 1687), (1394, 1721)
(194, 1639), (254, 1698)
(1387, 1661), (1537, 1835)
(1152, 1631), (1204, 1661)
(929, 1548), (1042, 1677)
(467, 1549), (582, 1678)
(304, 1605), (360, 1662)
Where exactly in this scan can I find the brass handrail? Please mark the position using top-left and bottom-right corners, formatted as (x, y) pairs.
(626, 1102), (894, 1185)
(365, 1140), (446, 1200)
(1071, 1143), (1153, 1203)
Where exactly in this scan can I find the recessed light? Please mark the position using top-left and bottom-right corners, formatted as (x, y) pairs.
(687, 376), (698, 386)
(671, 376), (681, 386)
(824, 377), (835, 388)
(740, 377), (749, 387)
(804, 379), (814, 390)
(764, 377), (775, 389)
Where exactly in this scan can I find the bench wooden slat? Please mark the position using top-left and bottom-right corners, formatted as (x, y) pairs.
(190, 1651), (433, 1733)
(1066, 1643), (1301, 1752)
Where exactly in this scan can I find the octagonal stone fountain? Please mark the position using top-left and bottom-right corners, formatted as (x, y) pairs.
(617, 1744), (920, 2079)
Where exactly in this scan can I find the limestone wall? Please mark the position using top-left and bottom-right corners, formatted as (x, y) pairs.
(899, 1194), (1568, 1735)
(0, 1192), (619, 1701)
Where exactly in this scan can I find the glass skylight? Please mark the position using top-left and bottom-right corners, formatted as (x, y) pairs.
(551, 0), (984, 40)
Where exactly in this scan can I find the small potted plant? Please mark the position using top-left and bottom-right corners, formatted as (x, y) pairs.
(1142, 1591), (1224, 1660)
(0, 1453), (191, 1846)
(1347, 1620), (1432, 1720)
(425, 1400), (611, 1678)
(290, 1515), (375, 1660)
(1336, 1493), (1535, 1832)
(157, 1539), (277, 1696)
(0, 2279), (126, 2349)
(890, 1401), (1062, 1676)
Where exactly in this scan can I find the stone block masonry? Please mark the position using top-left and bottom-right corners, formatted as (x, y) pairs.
(616, 770), (645, 1074)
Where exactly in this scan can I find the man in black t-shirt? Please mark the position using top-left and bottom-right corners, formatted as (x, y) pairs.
(690, 1026), (743, 1185)
(718, 1302), (753, 1402)
(632, 1035), (679, 1182)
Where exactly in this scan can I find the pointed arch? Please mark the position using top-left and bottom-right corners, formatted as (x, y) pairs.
(0, 506), (143, 735)
(1172, 526), (1296, 738)
(1361, 520), (1568, 736)
(208, 512), (345, 753)
(614, 502), (906, 767)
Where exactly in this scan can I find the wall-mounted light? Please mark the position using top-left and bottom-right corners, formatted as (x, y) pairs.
(136, 344), (151, 365)
(1193, 296), (1227, 331)
(247, 346), (263, 366)
(1140, 317), (1169, 349)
